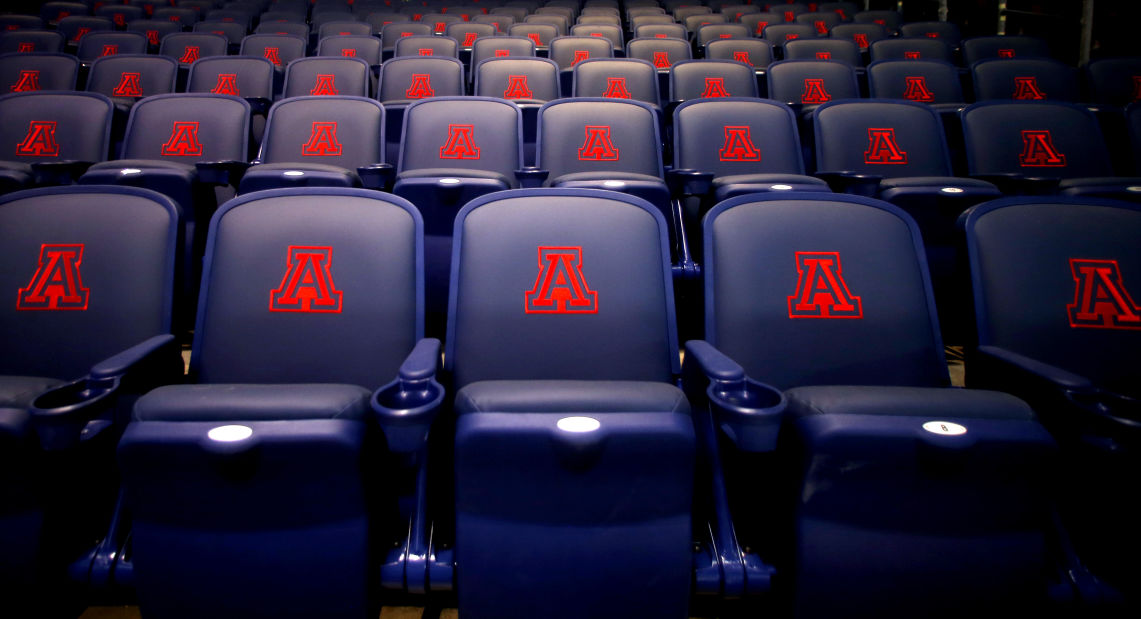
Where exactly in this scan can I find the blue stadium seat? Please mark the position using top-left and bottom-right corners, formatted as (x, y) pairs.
(447, 188), (694, 619)
(962, 35), (1052, 65)
(867, 59), (965, 106)
(550, 35), (613, 94)
(669, 58), (759, 104)
(900, 21), (963, 47)
(740, 12), (784, 38)
(0, 51), (79, 93)
(118, 187), (442, 619)
(830, 22), (888, 55)
(0, 15), (44, 32)
(971, 57), (1080, 102)
(634, 23), (688, 41)
(853, 9), (902, 34)
(57, 15), (113, 49)
(1085, 57), (1141, 107)
(0, 30), (66, 54)
(507, 23), (559, 51)
(377, 55), (466, 165)
(282, 56), (371, 98)
(75, 30), (147, 63)
(0, 91), (114, 193)
(473, 56), (558, 165)
(869, 37), (954, 63)
(379, 22), (434, 59)
(695, 23), (749, 50)
(317, 33), (383, 66)
(85, 54), (178, 109)
(125, 18), (182, 53)
(796, 11), (842, 36)
(784, 37), (861, 66)
(158, 32), (228, 70)
(571, 57), (660, 108)
(570, 23), (623, 54)
(239, 32), (306, 92)
(393, 34), (459, 58)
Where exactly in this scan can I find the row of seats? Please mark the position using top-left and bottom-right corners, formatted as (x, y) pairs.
(3, 183), (1138, 617)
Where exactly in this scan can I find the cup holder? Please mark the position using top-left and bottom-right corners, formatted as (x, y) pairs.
(708, 378), (786, 452)
(29, 376), (118, 450)
(372, 377), (445, 453)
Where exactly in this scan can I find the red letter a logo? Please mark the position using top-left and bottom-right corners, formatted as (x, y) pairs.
(310, 74), (339, 95)
(340, 48), (357, 57)
(17, 42), (34, 52)
(10, 70), (40, 92)
(439, 124), (480, 159)
(161, 121), (204, 156)
(301, 122), (343, 156)
(503, 75), (532, 98)
(1013, 76), (1047, 100)
(494, 49), (511, 57)
(145, 30), (159, 46)
(264, 46), (282, 65)
(853, 33), (869, 49)
(1068, 259), (1141, 330)
(788, 252), (863, 319)
(16, 121), (59, 156)
(18, 244), (90, 311)
(1132, 76), (1141, 102)
(1018, 130), (1066, 167)
(904, 51), (921, 59)
(101, 44), (118, 56)
(179, 45), (200, 64)
(578, 125), (619, 161)
(112, 72), (143, 97)
(998, 49), (1015, 58)
(652, 51), (671, 68)
(211, 73), (239, 95)
(270, 246), (343, 313)
(864, 128), (908, 164)
(719, 126), (762, 162)
(524, 247), (598, 314)
(814, 20), (828, 35)
(602, 77), (631, 99)
(733, 51), (751, 65)
(903, 76), (935, 102)
(701, 77), (731, 98)
(572, 49), (590, 65)
(527, 32), (542, 46)
(405, 73), (435, 98)
(463, 32), (478, 46)
(801, 78), (831, 104)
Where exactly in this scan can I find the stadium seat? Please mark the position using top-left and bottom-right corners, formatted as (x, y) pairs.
(550, 35), (613, 94)
(669, 59), (759, 105)
(571, 57), (660, 108)
(0, 30), (65, 55)
(394, 34), (459, 59)
(962, 35), (1052, 65)
(1084, 57), (1141, 107)
(971, 57), (1080, 102)
(282, 56), (371, 98)
(159, 32), (228, 71)
(900, 21), (963, 47)
(473, 56), (558, 165)
(0, 91), (114, 193)
(783, 37), (861, 66)
(125, 19), (181, 53)
(869, 37), (955, 63)
(377, 55), (466, 165)
(0, 51), (79, 93)
(766, 59), (860, 112)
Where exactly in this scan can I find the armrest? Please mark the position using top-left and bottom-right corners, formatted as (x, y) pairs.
(29, 334), (182, 451)
(666, 168), (715, 200)
(684, 340), (786, 452)
(515, 167), (548, 188)
(245, 96), (272, 115)
(372, 338), (445, 453)
(195, 160), (251, 187)
(974, 345), (1093, 392)
(969, 173), (1060, 195)
(31, 160), (94, 185)
(357, 162), (394, 191)
(814, 171), (883, 196)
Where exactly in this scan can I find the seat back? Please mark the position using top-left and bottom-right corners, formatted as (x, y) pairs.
(673, 97), (808, 176)
(471, 35), (537, 68)
(766, 59), (860, 105)
(239, 33), (306, 70)
(393, 34), (459, 58)
(761, 23), (815, 46)
(318, 20), (372, 39)
(900, 21), (962, 47)
(695, 23), (749, 49)
(627, 37), (692, 70)
(258, 95), (385, 169)
(866, 59), (964, 104)
(508, 23), (559, 49)
(704, 192), (948, 388)
(740, 12), (783, 38)
(796, 11), (842, 36)
(191, 187), (422, 384)
(85, 54), (178, 100)
(446, 188), (679, 387)
(282, 56), (371, 98)
(962, 35), (1051, 65)
(972, 58), (1080, 102)
(853, 9), (902, 33)
(317, 34), (382, 65)
(76, 31), (148, 62)
(94, 5), (143, 29)
(398, 96), (523, 181)
(377, 56), (465, 103)
(447, 22), (497, 50)
(186, 55), (275, 100)
(830, 22), (888, 52)
(549, 35), (613, 72)
(193, 21), (247, 48)
(963, 197), (1141, 387)
(1084, 57), (1141, 106)
(962, 101), (1114, 179)
(159, 32), (229, 67)
(472, 14), (515, 34)
(58, 16), (113, 47)
(0, 185), (178, 378)
(0, 52), (80, 92)
(869, 37), (954, 63)
(0, 91), (112, 165)
(125, 19), (181, 52)
(118, 93), (249, 163)
(705, 38), (774, 69)
(0, 31), (65, 55)
(783, 38), (861, 65)
(684, 13), (727, 33)
(379, 22), (433, 52)
(570, 23), (622, 52)
(669, 59), (759, 101)
(571, 58), (659, 106)
(537, 97), (663, 181)
(253, 21), (309, 38)
(813, 99), (955, 177)
(474, 56), (560, 102)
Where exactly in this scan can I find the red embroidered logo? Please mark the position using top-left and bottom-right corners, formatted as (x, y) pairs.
(733, 50), (751, 64)
(269, 246), (343, 313)
(652, 51), (671, 68)
(301, 122), (343, 156)
(601, 77), (631, 98)
(719, 33), (733, 39)
(10, 70), (40, 92)
(814, 20), (828, 35)
(526, 32), (542, 46)
(998, 48), (1015, 58)
(17, 42), (34, 52)
(654, 33), (667, 38)
(524, 247), (598, 314)
(1068, 259), (1141, 330)
(74, 27), (91, 43)
(211, 73), (239, 95)
(17, 244), (89, 311)
(264, 46), (282, 65)
(925, 32), (939, 38)
(113, 13), (126, 27)
(801, 78), (831, 104)
(101, 44), (118, 56)
(788, 252), (863, 319)
(16, 121), (60, 157)
(405, 73), (435, 98)
(754, 21), (768, 36)
(701, 76), (731, 98)
(785, 33), (800, 41)
(853, 33), (869, 49)
(1018, 130), (1066, 167)
(494, 48), (510, 57)
(418, 48), (434, 56)
(572, 49), (590, 65)
(340, 48), (357, 57)
(864, 128), (908, 164)
(503, 75), (532, 98)
(179, 45), (199, 63)
(784, 11), (795, 22)
(400, 32), (412, 37)
(578, 125), (619, 161)
(433, 21), (447, 33)
(439, 124), (480, 159)
(834, 9), (848, 20)
(719, 126), (762, 162)
(816, 51), (832, 60)
(462, 31), (478, 46)
(903, 76), (935, 102)
(1013, 76), (1047, 100)
(145, 30), (159, 46)
(112, 72), (143, 97)
(310, 74), (339, 95)
(160, 121), (203, 156)
(874, 19), (886, 26)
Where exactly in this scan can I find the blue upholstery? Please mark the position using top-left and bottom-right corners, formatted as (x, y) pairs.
(85, 54), (178, 104)
(570, 24), (623, 53)
(124, 20), (182, 53)
(317, 34), (383, 66)
(239, 33), (307, 75)
(0, 30), (65, 55)
(0, 91), (113, 193)
(972, 58), (1080, 102)
(393, 34), (459, 58)
(740, 12), (784, 38)
(550, 35), (613, 93)
(158, 32), (229, 68)
(766, 59), (860, 107)
(853, 9), (902, 33)
(377, 55), (465, 164)
(120, 187), (433, 619)
(783, 38), (862, 65)
(470, 36), (537, 73)
(796, 11), (842, 35)
(830, 22), (888, 51)
(75, 31), (148, 62)
(282, 56), (371, 98)
(0, 52), (79, 93)
(634, 23), (688, 40)
(695, 23), (750, 50)
(379, 22), (434, 55)
(57, 16), (113, 46)
(869, 37), (954, 63)
(571, 58), (660, 108)
(627, 36), (692, 69)
(669, 59), (759, 103)
(186, 55), (275, 107)
(1085, 57), (1141, 107)
(962, 35), (1052, 65)
(193, 21), (248, 51)
(961, 196), (1141, 600)
(507, 23), (558, 49)
(447, 189), (693, 619)
(900, 21), (963, 46)
(692, 192), (1057, 618)
(867, 59), (964, 105)
(705, 38), (775, 72)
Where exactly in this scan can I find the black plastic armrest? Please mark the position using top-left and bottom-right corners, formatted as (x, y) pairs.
(684, 340), (786, 452)
(814, 171), (883, 196)
(31, 160), (94, 185)
(358, 162), (395, 191)
(244, 96), (272, 115)
(975, 345), (1093, 392)
(666, 168), (715, 200)
(969, 173), (1060, 195)
(372, 338), (445, 453)
(515, 167), (548, 188)
(195, 160), (250, 187)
